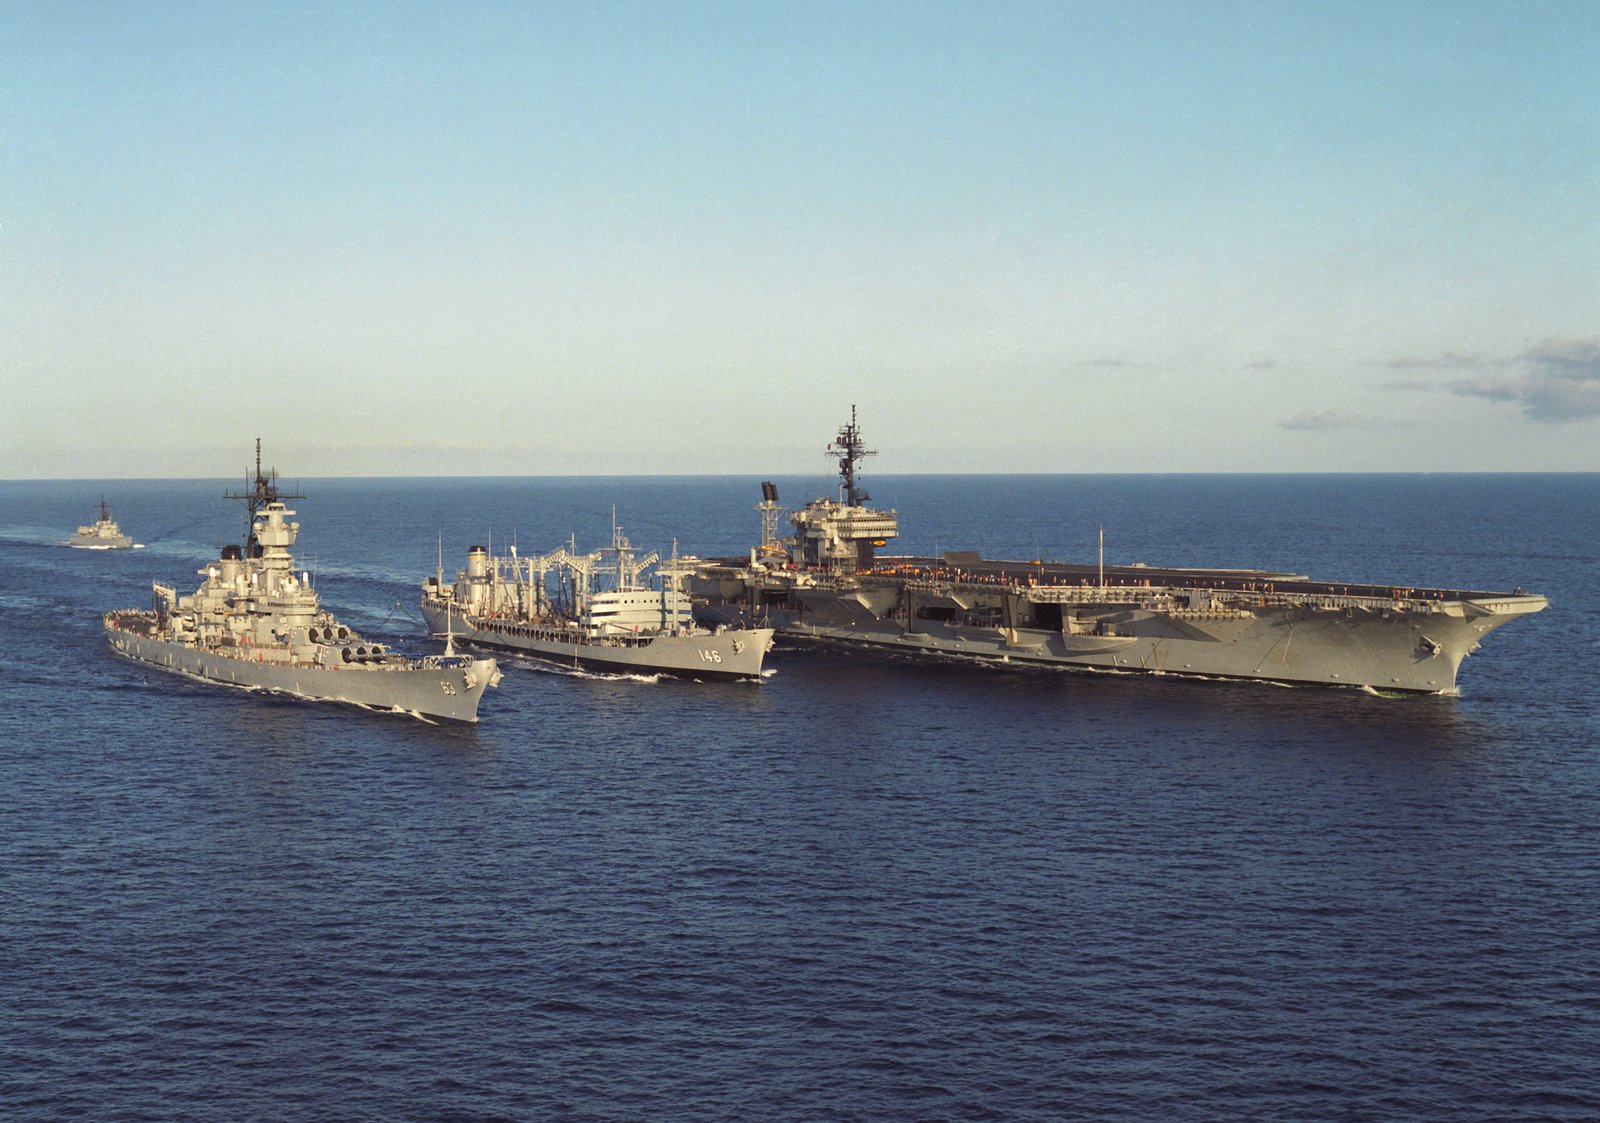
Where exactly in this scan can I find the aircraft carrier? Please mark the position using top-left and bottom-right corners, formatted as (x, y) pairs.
(687, 410), (1548, 694)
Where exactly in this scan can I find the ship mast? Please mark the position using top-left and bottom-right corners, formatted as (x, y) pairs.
(829, 405), (875, 507)
(223, 438), (303, 554)
(756, 481), (784, 553)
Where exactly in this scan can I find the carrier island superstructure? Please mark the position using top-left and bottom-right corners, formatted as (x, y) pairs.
(105, 443), (502, 722)
(686, 410), (1548, 695)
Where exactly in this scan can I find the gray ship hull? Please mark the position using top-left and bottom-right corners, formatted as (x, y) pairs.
(69, 535), (134, 550)
(771, 612), (1497, 692)
(421, 600), (771, 682)
(106, 616), (498, 722)
(693, 577), (1546, 694)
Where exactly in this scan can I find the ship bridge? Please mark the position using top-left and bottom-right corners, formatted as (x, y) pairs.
(791, 500), (899, 571)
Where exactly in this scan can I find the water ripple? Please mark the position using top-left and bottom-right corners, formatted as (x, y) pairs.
(3, 475), (1597, 1120)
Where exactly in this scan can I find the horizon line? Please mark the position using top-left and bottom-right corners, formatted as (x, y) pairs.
(6, 468), (1598, 484)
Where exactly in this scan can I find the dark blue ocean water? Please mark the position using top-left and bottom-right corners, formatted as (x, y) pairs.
(2, 473), (1596, 1121)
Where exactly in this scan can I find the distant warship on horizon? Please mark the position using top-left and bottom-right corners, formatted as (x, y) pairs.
(685, 408), (1548, 694)
(68, 496), (137, 549)
(105, 441), (502, 722)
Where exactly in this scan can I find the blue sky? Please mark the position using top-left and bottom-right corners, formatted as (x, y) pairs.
(3, 1), (1597, 476)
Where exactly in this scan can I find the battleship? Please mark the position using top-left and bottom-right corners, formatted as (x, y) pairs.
(69, 496), (136, 549)
(687, 409), (1548, 694)
(422, 515), (772, 681)
(105, 443), (502, 722)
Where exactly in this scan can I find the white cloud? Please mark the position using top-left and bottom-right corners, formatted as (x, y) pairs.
(1384, 351), (1489, 370)
(1280, 411), (1384, 432)
(1447, 336), (1600, 422)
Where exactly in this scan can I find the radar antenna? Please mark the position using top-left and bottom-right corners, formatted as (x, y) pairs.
(828, 405), (875, 507)
(223, 438), (303, 553)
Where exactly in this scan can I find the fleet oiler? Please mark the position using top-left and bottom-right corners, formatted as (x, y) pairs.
(423, 515), (771, 681)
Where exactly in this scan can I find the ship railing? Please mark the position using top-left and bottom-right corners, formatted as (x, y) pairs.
(105, 609), (161, 635)
(468, 618), (659, 648)
(1022, 586), (1152, 605)
(1016, 584), (1451, 615)
(879, 561), (1512, 605)
(1214, 590), (1469, 616)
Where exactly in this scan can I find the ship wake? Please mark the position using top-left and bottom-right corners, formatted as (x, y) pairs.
(515, 659), (668, 685)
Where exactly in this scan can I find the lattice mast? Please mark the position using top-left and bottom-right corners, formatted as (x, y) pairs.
(223, 438), (303, 554)
(829, 404), (875, 507)
(756, 481), (786, 554)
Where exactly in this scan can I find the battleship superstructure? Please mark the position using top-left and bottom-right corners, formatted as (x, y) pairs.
(422, 515), (772, 681)
(105, 442), (502, 722)
(69, 496), (136, 549)
(687, 410), (1548, 694)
